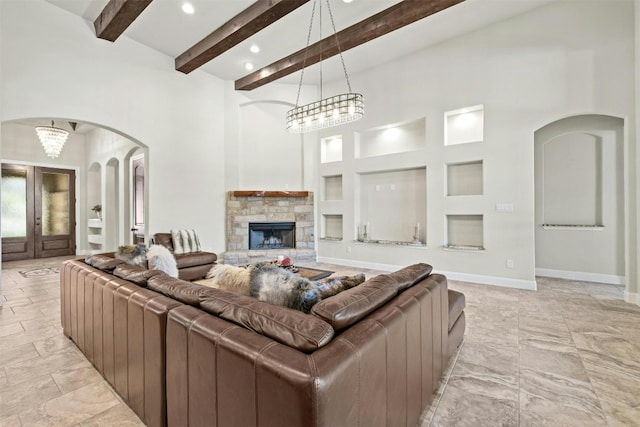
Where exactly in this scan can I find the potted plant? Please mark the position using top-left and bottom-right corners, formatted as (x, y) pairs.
(91, 204), (102, 220)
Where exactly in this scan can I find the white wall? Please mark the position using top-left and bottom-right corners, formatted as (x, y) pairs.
(1, 0), (227, 254)
(224, 82), (318, 192)
(316, 0), (636, 291)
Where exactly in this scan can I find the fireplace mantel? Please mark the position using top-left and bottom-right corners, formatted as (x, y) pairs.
(232, 190), (309, 198)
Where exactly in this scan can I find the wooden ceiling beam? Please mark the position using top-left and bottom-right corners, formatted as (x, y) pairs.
(235, 0), (465, 91)
(176, 0), (311, 74)
(94, 0), (154, 42)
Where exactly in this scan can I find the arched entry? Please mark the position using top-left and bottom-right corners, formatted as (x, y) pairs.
(534, 114), (625, 285)
(1, 118), (149, 255)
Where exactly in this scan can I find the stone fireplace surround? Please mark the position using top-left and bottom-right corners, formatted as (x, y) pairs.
(223, 191), (315, 265)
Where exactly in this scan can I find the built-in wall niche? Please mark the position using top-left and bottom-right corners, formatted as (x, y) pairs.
(356, 118), (425, 158)
(542, 133), (603, 227)
(323, 175), (343, 201)
(445, 214), (484, 251)
(321, 135), (343, 163)
(358, 168), (426, 244)
(322, 214), (343, 240)
(447, 160), (483, 196)
(444, 105), (484, 146)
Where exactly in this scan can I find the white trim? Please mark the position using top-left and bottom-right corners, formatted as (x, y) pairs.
(624, 291), (640, 306)
(535, 268), (625, 285)
(318, 256), (537, 290)
(317, 256), (404, 273)
(437, 270), (537, 290)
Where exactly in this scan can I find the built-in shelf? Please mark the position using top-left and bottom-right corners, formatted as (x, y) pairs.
(356, 118), (425, 158)
(447, 160), (483, 196)
(232, 191), (309, 198)
(323, 175), (343, 201)
(355, 239), (426, 247)
(542, 224), (604, 231)
(444, 105), (484, 146)
(321, 136), (343, 163)
(443, 244), (486, 252)
(358, 168), (426, 244)
(88, 218), (103, 228)
(322, 214), (343, 240)
(87, 234), (104, 245)
(446, 214), (484, 249)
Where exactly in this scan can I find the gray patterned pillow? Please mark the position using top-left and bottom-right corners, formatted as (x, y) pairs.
(170, 229), (201, 254)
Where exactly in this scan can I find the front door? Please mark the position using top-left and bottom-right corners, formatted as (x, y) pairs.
(1, 163), (76, 261)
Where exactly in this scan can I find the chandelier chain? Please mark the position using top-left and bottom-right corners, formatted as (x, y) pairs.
(295, 0), (318, 108)
(325, 0), (352, 93)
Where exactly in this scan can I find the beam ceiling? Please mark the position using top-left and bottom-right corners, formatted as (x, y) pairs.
(176, 0), (311, 75)
(235, 0), (465, 91)
(94, 0), (154, 42)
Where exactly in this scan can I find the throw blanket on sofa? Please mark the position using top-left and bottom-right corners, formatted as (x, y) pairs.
(171, 229), (201, 254)
(204, 263), (365, 313)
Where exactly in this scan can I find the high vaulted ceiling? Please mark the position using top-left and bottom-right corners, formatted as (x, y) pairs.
(45, 0), (554, 88)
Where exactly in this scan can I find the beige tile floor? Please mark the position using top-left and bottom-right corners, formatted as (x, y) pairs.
(1, 256), (639, 426)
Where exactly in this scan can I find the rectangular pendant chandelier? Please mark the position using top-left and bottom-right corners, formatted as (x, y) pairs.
(286, 92), (363, 133)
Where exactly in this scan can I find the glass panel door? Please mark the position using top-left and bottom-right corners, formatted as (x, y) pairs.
(1, 164), (35, 260)
(35, 167), (76, 258)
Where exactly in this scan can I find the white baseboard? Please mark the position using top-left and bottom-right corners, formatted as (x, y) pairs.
(317, 256), (404, 273)
(535, 268), (625, 285)
(317, 257), (537, 290)
(624, 291), (640, 307)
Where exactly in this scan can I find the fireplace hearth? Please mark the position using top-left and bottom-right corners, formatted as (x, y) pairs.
(249, 222), (295, 250)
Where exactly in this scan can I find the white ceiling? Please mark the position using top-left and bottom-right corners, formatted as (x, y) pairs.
(44, 0), (554, 86)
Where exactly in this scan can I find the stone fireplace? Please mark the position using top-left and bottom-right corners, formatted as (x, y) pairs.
(224, 191), (315, 265)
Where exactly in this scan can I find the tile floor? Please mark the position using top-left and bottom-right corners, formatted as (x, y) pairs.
(1, 256), (639, 426)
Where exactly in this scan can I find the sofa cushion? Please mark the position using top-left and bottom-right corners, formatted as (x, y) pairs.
(85, 254), (125, 272)
(171, 229), (201, 254)
(147, 275), (210, 306)
(448, 289), (466, 332)
(200, 288), (334, 352)
(174, 252), (217, 269)
(154, 233), (174, 252)
(113, 264), (164, 287)
(389, 263), (433, 291)
(311, 274), (397, 331)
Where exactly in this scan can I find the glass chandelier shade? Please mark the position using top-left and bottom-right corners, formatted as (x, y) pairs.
(35, 121), (69, 158)
(286, 0), (364, 133)
(286, 92), (363, 133)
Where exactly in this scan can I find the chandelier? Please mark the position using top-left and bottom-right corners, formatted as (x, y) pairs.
(35, 121), (69, 158)
(286, 0), (364, 133)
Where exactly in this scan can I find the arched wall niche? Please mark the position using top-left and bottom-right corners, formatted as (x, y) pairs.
(534, 114), (625, 285)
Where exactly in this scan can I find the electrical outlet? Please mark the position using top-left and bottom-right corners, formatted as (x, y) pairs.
(346, 246), (352, 253)
(506, 259), (514, 269)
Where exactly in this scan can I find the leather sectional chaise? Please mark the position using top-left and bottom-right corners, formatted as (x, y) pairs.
(60, 254), (465, 427)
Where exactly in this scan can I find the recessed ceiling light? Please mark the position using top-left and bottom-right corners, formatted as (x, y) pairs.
(250, 45), (260, 54)
(245, 62), (255, 71)
(343, 0), (353, 3)
(182, 3), (195, 14)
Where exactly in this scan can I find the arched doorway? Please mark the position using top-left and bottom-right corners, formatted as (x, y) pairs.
(534, 114), (625, 285)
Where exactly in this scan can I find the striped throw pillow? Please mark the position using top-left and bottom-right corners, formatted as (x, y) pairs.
(171, 229), (201, 254)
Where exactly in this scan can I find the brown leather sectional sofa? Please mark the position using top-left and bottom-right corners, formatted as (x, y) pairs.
(61, 254), (465, 427)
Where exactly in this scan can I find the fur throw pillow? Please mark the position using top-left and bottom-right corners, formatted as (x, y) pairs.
(205, 264), (251, 296)
(115, 244), (148, 266)
(146, 244), (179, 278)
(205, 263), (366, 313)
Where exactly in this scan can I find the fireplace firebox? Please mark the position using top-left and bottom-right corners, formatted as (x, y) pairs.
(248, 222), (295, 250)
